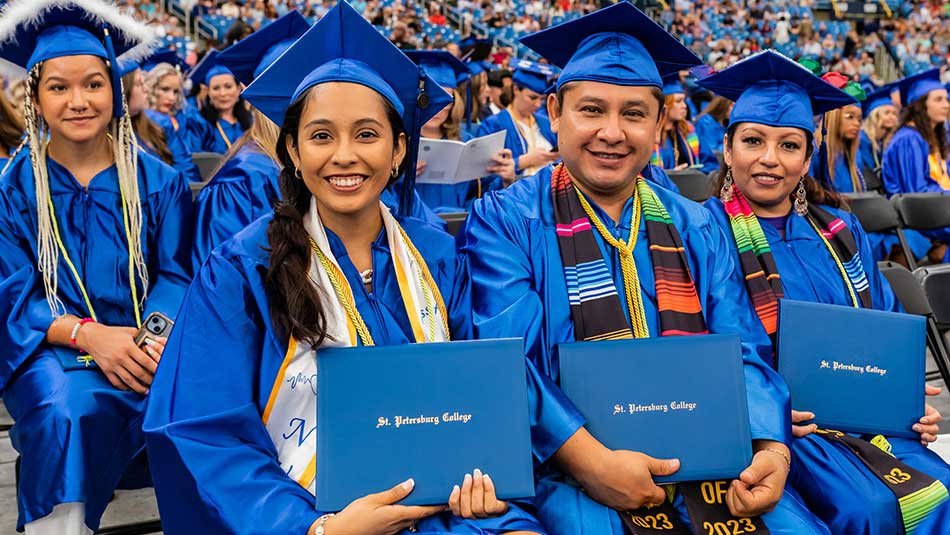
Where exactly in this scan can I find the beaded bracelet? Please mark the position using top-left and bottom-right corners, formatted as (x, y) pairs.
(69, 317), (95, 349)
(313, 513), (335, 535)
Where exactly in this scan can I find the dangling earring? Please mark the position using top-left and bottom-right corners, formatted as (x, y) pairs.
(391, 167), (399, 179)
(720, 167), (734, 202)
(294, 168), (303, 180)
(794, 177), (808, 216)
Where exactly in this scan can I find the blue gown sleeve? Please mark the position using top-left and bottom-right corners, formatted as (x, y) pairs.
(643, 164), (680, 193)
(142, 167), (195, 320)
(699, 219), (792, 445)
(0, 188), (56, 390)
(143, 253), (321, 535)
(459, 194), (586, 463)
(882, 131), (947, 195)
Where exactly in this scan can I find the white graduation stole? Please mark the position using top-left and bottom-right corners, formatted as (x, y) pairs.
(261, 198), (449, 494)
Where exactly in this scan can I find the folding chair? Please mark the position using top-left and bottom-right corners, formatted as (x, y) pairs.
(842, 192), (900, 233)
(188, 179), (212, 201)
(438, 211), (468, 237)
(891, 193), (950, 269)
(878, 261), (950, 388)
(191, 152), (224, 181)
(666, 168), (713, 202)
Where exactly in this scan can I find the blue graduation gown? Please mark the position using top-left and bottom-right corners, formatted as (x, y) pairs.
(143, 214), (546, 535)
(0, 148), (194, 531)
(144, 109), (201, 182)
(476, 109), (557, 175)
(460, 168), (827, 534)
(655, 127), (719, 174)
(192, 145), (280, 269)
(881, 126), (950, 249)
(704, 197), (950, 534)
(644, 164), (680, 193)
(695, 114), (726, 154)
(204, 117), (247, 154)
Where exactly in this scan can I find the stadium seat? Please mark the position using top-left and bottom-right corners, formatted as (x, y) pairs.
(891, 193), (950, 268)
(191, 152), (223, 181)
(438, 211), (468, 237)
(667, 168), (713, 202)
(878, 261), (950, 387)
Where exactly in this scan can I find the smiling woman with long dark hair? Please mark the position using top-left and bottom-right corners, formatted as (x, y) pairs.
(0, 0), (194, 532)
(143, 4), (546, 535)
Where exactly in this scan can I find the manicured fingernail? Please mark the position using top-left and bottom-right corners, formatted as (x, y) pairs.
(483, 473), (493, 483)
(473, 468), (482, 478)
(402, 478), (414, 490)
(452, 484), (460, 494)
(914, 424), (922, 432)
(464, 473), (472, 484)
(144, 338), (157, 346)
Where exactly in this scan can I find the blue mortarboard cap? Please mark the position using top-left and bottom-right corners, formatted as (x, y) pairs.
(405, 50), (470, 89)
(466, 59), (491, 76)
(243, 1), (451, 215)
(141, 48), (186, 72)
(898, 68), (945, 107)
(188, 50), (233, 86)
(663, 74), (684, 96)
(697, 50), (856, 133)
(510, 59), (556, 94)
(862, 82), (897, 115)
(0, 0), (155, 117)
(217, 10), (310, 86)
(520, 2), (701, 92)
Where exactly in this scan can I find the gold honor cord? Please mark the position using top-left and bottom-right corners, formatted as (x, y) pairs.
(804, 216), (860, 308)
(308, 228), (450, 346)
(573, 182), (650, 338)
(216, 121), (233, 150)
(46, 183), (143, 365)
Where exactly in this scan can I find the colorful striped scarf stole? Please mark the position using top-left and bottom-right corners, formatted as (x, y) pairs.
(723, 190), (784, 347)
(722, 191), (948, 532)
(684, 126), (700, 164)
(651, 125), (700, 169)
(552, 162), (707, 343)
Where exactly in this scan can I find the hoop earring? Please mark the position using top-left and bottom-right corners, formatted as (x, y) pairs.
(794, 177), (808, 216)
(294, 168), (302, 180)
(720, 167), (734, 202)
(391, 167), (399, 179)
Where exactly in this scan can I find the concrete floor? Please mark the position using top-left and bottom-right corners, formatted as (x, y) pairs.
(0, 380), (947, 534)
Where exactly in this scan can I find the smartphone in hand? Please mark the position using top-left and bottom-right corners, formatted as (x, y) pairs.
(134, 312), (174, 348)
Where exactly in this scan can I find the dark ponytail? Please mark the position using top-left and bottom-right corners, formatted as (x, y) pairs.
(711, 123), (847, 210)
(265, 85), (408, 346)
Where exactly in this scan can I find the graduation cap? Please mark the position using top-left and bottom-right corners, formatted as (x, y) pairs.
(0, 0), (155, 117)
(141, 47), (187, 72)
(663, 73), (685, 96)
(405, 50), (470, 89)
(696, 50), (856, 133)
(520, 2), (701, 92)
(217, 10), (310, 87)
(189, 49), (234, 86)
(862, 83), (897, 116)
(897, 68), (944, 107)
(510, 59), (556, 94)
(243, 0), (451, 215)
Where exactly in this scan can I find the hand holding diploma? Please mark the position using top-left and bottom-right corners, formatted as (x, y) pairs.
(315, 472), (515, 535)
(916, 384), (944, 445)
(791, 410), (818, 438)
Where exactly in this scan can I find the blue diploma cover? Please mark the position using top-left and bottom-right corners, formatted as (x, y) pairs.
(777, 299), (926, 439)
(315, 338), (535, 510)
(558, 335), (752, 483)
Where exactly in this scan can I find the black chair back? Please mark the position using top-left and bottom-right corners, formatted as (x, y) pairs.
(915, 264), (950, 327)
(191, 152), (224, 181)
(862, 166), (884, 193)
(438, 211), (468, 237)
(879, 261), (933, 315)
(189, 179), (212, 201)
(891, 193), (950, 230)
(842, 192), (899, 233)
(667, 169), (712, 202)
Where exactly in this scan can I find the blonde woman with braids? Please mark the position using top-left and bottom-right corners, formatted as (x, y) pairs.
(0, 1), (194, 533)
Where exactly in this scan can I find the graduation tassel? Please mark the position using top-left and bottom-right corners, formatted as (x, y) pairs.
(400, 74), (428, 217)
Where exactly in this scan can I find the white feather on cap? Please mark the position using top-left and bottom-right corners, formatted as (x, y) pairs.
(0, 0), (157, 77)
